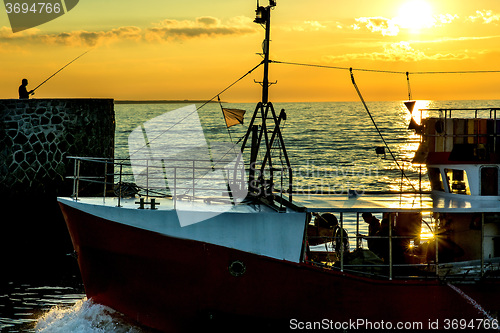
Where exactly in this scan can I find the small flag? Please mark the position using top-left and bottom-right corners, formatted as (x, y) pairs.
(222, 108), (246, 128)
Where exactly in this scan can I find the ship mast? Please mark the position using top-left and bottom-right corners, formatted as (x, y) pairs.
(241, 0), (293, 209)
(257, 0), (273, 104)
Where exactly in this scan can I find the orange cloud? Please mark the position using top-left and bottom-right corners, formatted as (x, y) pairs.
(0, 16), (257, 47)
(145, 16), (256, 41)
(352, 17), (399, 36)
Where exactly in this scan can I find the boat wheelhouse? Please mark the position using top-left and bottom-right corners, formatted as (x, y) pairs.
(410, 107), (500, 268)
(415, 108), (500, 194)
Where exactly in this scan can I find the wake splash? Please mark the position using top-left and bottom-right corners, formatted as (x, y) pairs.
(35, 298), (143, 333)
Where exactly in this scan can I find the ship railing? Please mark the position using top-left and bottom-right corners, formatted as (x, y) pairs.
(66, 156), (247, 208)
(419, 107), (500, 120)
(304, 211), (500, 282)
(437, 258), (500, 280)
(416, 107), (500, 154)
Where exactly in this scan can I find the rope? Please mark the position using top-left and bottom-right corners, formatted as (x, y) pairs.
(271, 60), (404, 74)
(271, 60), (500, 75)
(197, 61), (263, 111)
(350, 68), (417, 192)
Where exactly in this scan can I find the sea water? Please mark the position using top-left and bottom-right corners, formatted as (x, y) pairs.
(2, 99), (498, 332)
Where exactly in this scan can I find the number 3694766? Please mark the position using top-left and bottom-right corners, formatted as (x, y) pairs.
(5, 2), (62, 14)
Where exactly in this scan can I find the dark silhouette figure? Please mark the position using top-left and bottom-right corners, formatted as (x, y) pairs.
(331, 216), (349, 254)
(361, 212), (381, 254)
(307, 212), (337, 246)
(19, 79), (34, 99)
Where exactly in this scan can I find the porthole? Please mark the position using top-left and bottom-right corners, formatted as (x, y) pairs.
(228, 260), (246, 277)
(435, 120), (444, 134)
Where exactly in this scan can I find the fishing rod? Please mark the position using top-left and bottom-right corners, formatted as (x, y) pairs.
(31, 50), (90, 93)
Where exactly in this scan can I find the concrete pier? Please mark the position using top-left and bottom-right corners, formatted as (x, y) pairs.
(0, 98), (115, 279)
(0, 98), (114, 196)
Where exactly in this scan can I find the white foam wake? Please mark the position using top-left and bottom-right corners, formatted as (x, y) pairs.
(35, 298), (143, 333)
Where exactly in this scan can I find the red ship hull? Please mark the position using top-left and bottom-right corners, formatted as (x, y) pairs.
(60, 202), (500, 332)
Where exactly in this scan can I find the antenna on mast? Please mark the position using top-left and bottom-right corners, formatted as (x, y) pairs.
(253, 0), (276, 104)
(240, 0), (294, 209)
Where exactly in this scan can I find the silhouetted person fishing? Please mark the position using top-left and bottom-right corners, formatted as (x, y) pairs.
(18, 78), (34, 99)
(17, 50), (90, 100)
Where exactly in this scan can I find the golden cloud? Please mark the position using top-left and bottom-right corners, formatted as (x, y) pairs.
(144, 16), (256, 42)
(352, 17), (399, 36)
(323, 41), (471, 62)
(467, 10), (500, 24)
(280, 20), (327, 32)
(0, 16), (257, 47)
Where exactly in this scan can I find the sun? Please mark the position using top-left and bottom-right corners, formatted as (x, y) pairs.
(395, 0), (435, 33)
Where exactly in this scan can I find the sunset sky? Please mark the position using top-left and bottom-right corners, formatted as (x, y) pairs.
(1, 0), (500, 102)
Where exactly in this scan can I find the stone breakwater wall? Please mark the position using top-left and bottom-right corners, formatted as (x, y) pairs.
(0, 99), (114, 197)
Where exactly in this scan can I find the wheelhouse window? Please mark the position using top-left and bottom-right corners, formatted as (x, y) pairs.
(445, 169), (471, 195)
(481, 166), (499, 196)
(428, 168), (444, 191)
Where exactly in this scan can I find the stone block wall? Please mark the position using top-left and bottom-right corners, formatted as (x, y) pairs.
(0, 99), (115, 197)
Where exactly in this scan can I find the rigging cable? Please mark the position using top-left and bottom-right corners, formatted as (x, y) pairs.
(272, 58), (500, 193)
(123, 61), (263, 162)
(197, 61), (263, 111)
(350, 68), (417, 192)
(271, 60), (500, 75)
